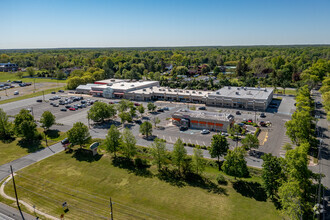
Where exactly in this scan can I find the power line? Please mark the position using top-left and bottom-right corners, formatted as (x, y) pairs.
(16, 184), (109, 219)
(17, 171), (169, 219)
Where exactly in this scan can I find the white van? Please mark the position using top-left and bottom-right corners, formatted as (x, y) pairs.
(14, 91), (19, 95)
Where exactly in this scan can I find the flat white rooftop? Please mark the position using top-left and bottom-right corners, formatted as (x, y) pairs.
(131, 86), (209, 97)
(173, 109), (234, 121)
(110, 81), (159, 91)
(95, 79), (125, 85)
(209, 86), (273, 100)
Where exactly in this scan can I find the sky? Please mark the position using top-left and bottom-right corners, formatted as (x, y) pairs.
(0, 0), (330, 49)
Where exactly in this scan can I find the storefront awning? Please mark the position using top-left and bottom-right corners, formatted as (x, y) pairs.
(114, 92), (124, 95)
(91, 90), (103, 93)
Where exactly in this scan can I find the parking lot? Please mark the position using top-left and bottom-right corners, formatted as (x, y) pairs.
(1, 92), (296, 158)
(0, 82), (66, 101)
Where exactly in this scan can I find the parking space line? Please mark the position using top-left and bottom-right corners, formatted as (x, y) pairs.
(169, 136), (172, 142)
(189, 139), (191, 143)
(203, 141), (206, 146)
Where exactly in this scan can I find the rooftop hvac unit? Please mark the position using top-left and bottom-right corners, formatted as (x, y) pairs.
(216, 92), (220, 95)
(244, 87), (247, 90)
(247, 91), (252, 95)
(264, 89), (267, 92)
(192, 91), (195, 93)
(237, 88), (240, 90)
(199, 92), (202, 94)
(121, 84), (124, 86)
(186, 91), (189, 93)
(143, 89), (146, 91)
(131, 85), (135, 87)
(228, 86), (231, 89)
(236, 92), (239, 95)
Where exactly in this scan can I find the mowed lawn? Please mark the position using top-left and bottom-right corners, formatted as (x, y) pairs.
(4, 152), (281, 220)
(0, 71), (68, 83)
(0, 129), (66, 165)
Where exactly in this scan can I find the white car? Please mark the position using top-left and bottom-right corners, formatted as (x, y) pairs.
(201, 129), (210, 134)
(14, 91), (19, 95)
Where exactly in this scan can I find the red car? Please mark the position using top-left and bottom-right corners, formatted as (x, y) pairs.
(69, 107), (76, 111)
(109, 101), (115, 104)
(248, 119), (253, 123)
(134, 103), (140, 106)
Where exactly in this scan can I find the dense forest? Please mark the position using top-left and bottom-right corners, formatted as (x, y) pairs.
(0, 46), (329, 91)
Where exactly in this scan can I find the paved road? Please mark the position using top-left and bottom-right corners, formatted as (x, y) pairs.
(0, 143), (64, 220)
(308, 90), (330, 219)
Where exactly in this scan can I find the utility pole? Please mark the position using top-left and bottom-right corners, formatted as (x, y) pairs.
(10, 165), (25, 220)
(34, 78), (36, 93)
(110, 197), (114, 220)
(42, 91), (45, 101)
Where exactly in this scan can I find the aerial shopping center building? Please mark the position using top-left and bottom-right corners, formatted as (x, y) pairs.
(75, 79), (273, 111)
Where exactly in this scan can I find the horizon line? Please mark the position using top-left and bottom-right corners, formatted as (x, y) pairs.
(1, 43), (330, 50)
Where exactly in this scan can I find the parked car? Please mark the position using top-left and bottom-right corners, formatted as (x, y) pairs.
(134, 102), (140, 106)
(198, 106), (206, 110)
(163, 107), (169, 111)
(65, 105), (71, 109)
(259, 121), (266, 127)
(14, 91), (19, 95)
(260, 113), (266, 118)
(61, 138), (69, 145)
(69, 107), (76, 111)
(60, 108), (67, 111)
(50, 102), (54, 106)
(180, 126), (188, 131)
(58, 90), (64, 93)
(157, 108), (164, 112)
(236, 111), (241, 115)
(51, 91), (56, 94)
(248, 119), (253, 123)
(221, 132), (229, 136)
(201, 129), (210, 134)
(53, 104), (59, 107)
(36, 99), (42, 102)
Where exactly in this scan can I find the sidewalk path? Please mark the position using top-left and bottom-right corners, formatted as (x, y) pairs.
(0, 142), (64, 220)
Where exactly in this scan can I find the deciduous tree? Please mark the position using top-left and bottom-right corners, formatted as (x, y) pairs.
(67, 122), (91, 148)
(40, 111), (55, 131)
(150, 138), (167, 171)
(192, 148), (205, 175)
(104, 125), (121, 158)
(222, 147), (248, 178)
(121, 128), (137, 159)
(209, 134), (229, 170)
(241, 134), (259, 150)
(172, 138), (187, 174)
(139, 121), (152, 138)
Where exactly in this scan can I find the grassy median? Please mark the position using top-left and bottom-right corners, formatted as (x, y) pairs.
(3, 150), (281, 220)
(0, 129), (66, 165)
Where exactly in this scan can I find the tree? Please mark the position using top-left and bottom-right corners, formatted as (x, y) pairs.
(118, 112), (132, 124)
(67, 76), (83, 90)
(16, 72), (23, 78)
(104, 125), (121, 157)
(285, 110), (313, 145)
(20, 120), (38, 141)
(26, 67), (35, 77)
(278, 180), (303, 220)
(147, 102), (156, 112)
(139, 121), (153, 138)
(117, 99), (131, 113)
(88, 102), (116, 123)
(121, 128), (137, 159)
(150, 138), (167, 171)
(129, 105), (137, 119)
(14, 109), (34, 135)
(152, 117), (160, 128)
(67, 122), (91, 148)
(172, 138), (187, 174)
(40, 111), (55, 131)
(137, 105), (145, 118)
(192, 148), (205, 175)
(0, 108), (13, 140)
(209, 134), (229, 170)
(241, 134), (259, 150)
(261, 153), (284, 199)
(222, 147), (249, 178)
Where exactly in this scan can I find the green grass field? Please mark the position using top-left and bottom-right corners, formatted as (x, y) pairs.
(0, 86), (65, 105)
(0, 72), (67, 83)
(273, 88), (297, 96)
(3, 151), (281, 220)
(0, 129), (66, 165)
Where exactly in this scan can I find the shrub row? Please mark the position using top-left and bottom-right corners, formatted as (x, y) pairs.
(183, 142), (210, 150)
